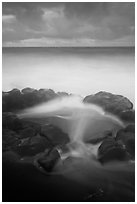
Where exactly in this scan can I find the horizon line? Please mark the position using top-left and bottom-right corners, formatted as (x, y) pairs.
(2, 46), (135, 48)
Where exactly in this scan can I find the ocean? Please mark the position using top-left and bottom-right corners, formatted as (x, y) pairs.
(2, 47), (135, 104)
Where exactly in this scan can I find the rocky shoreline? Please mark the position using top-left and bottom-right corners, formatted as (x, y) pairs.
(2, 88), (135, 201)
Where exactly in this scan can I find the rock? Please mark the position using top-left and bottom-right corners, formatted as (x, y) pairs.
(3, 88), (59, 112)
(21, 87), (36, 94)
(20, 119), (41, 135)
(40, 124), (70, 146)
(119, 110), (135, 123)
(19, 127), (35, 139)
(3, 151), (21, 163)
(84, 130), (113, 144)
(2, 112), (22, 131)
(30, 135), (52, 150)
(2, 89), (23, 111)
(3, 129), (20, 143)
(19, 137), (31, 146)
(39, 89), (57, 100)
(125, 139), (135, 158)
(124, 124), (135, 133)
(37, 148), (60, 172)
(14, 134), (52, 157)
(2, 129), (21, 151)
(57, 92), (69, 97)
(98, 138), (130, 163)
(116, 127), (135, 158)
(83, 91), (133, 116)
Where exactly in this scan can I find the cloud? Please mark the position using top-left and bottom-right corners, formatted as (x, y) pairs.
(2, 14), (16, 23)
(2, 2), (135, 47)
(3, 35), (134, 47)
(3, 37), (96, 47)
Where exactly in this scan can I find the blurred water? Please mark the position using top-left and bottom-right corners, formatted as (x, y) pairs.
(19, 95), (124, 158)
(2, 47), (135, 104)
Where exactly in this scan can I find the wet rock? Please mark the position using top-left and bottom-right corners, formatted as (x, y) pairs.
(116, 130), (135, 143)
(83, 91), (133, 116)
(19, 137), (31, 146)
(98, 138), (130, 163)
(40, 124), (70, 146)
(57, 92), (69, 97)
(116, 127), (135, 158)
(2, 112), (22, 131)
(21, 119), (41, 134)
(84, 131), (113, 144)
(30, 135), (52, 150)
(21, 87), (36, 94)
(37, 148), (60, 172)
(119, 110), (135, 123)
(14, 134), (52, 157)
(124, 124), (135, 133)
(3, 151), (21, 163)
(2, 88), (59, 112)
(19, 127), (35, 139)
(14, 135), (52, 156)
(2, 129), (21, 151)
(2, 89), (23, 111)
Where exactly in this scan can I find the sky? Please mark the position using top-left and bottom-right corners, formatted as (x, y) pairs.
(2, 2), (135, 47)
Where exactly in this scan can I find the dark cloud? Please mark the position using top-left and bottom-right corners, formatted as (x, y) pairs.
(2, 2), (135, 46)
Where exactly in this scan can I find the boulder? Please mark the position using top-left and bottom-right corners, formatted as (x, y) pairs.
(2, 112), (22, 131)
(124, 124), (135, 133)
(20, 119), (41, 135)
(30, 135), (52, 150)
(84, 130), (113, 144)
(21, 87), (36, 94)
(19, 127), (35, 139)
(37, 148), (60, 172)
(119, 110), (135, 123)
(40, 124), (70, 146)
(3, 151), (21, 163)
(57, 92), (69, 97)
(98, 138), (130, 163)
(2, 129), (21, 151)
(2, 88), (59, 112)
(116, 126), (135, 158)
(2, 89), (23, 111)
(83, 91), (133, 116)
(14, 134), (52, 157)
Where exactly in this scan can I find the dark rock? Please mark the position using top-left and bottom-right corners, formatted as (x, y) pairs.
(40, 124), (70, 146)
(19, 127), (35, 139)
(14, 134), (52, 157)
(2, 112), (22, 131)
(21, 87), (36, 94)
(84, 130), (113, 144)
(116, 127), (135, 158)
(20, 119), (41, 135)
(2, 129), (21, 151)
(2, 88), (59, 112)
(38, 89), (57, 100)
(3, 151), (21, 162)
(98, 138), (130, 163)
(83, 91), (133, 116)
(125, 139), (135, 158)
(37, 148), (60, 172)
(2, 89), (23, 111)
(3, 129), (20, 143)
(116, 130), (135, 143)
(124, 124), (135, 133)
(119, 110), (135, 123)
(57, 92), (69, 97)
(30, 135), (52, 151)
